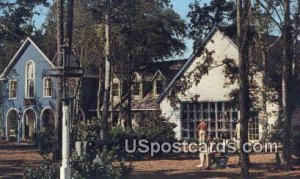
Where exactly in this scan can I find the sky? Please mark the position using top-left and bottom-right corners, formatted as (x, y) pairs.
(170, 0), (195, 59)
(33, 0), (205, 59)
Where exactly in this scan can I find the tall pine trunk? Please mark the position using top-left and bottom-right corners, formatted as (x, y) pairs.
(100, 4), (111, 141)
(53, 0), (64, 161)
(281, 0), (294, 169)
(237, 0), (251, 177)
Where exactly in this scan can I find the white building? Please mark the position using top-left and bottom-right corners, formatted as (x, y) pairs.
(158, 29), (299, 140)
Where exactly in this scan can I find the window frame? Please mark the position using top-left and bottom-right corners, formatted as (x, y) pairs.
(132, 81), (142, 97)
(8, 80), (18, 99)
(43, 77), (52, 98)
(248, 116), (260, 141)
(180, 101), (239, 139)
(25, 60), (35, 98)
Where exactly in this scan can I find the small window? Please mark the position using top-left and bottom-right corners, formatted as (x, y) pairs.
(132, 82), (140, 96)
(9, 80), (17, 99)
(43, 78), (52, 97)
(112, 83), (119, 97)
(155, 80), (164, 95)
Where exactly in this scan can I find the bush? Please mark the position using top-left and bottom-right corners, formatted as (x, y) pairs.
(24, 157), (59, 179)
(77, 118), (102, 142)
(110, 115), (177, 158)
(32, 128), (53, 156)
(109, 126), (137, 159)
(135, 116), (176, 144)
(71, 147), (125, 179)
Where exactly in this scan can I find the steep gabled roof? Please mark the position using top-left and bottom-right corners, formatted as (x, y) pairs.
(0, 37), (55, 79)
(156, 28), (238, 103)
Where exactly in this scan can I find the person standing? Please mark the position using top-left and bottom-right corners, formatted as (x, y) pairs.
(235, 120), (241, 142)
(235, 120), (241, 166)
(198, 119), (208, 142)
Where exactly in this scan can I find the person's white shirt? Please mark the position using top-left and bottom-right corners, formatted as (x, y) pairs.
(235, 122), (241, 140)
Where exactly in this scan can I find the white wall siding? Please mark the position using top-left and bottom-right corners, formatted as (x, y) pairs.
(160, 30), (281, 139)
(160, 30), (239, 139)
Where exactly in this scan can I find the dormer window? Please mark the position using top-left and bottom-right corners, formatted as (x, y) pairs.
(155, 80), (164, 95)
(25, 60), (35, 98)
(112, 83), (119, 97)
(132, 82), (141, 96)
(9, 80), (17, 99)
(152, 70), (166, 96)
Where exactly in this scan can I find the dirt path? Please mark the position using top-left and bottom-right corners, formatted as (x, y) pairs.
(124, 154), (300, 179)
(1, 140), (300, 178)
(0, 140), (42, 179)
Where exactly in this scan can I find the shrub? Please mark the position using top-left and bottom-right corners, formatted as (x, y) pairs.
(32, 128), (53, 156)
(109, 126), (137, 159)
(71, 147), (123, 179)
(77, 118), (102, 142)
(24, 157), (59, 179)
(135, 115), (177, 144)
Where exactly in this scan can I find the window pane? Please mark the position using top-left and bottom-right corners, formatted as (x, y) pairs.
(156, 80), (163, 94)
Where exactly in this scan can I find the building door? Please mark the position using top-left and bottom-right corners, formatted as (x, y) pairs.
(23, 109), (36, 140)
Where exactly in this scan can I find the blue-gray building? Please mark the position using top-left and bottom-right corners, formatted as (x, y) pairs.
(0, 38), (96, 140)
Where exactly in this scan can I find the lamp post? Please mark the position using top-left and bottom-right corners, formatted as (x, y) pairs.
(17, 111), (23, 146)
(48, 43), (83, 179)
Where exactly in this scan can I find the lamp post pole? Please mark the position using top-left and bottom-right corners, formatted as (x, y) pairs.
(17, 112), (23, 147)
(60, 44), (71, 179)
(48, 43), (83, 179)
(60, 101), (71, 179)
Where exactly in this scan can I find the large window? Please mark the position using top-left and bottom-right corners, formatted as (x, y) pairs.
(132, 82), (141, 96)
(181, 102), (239, 139)
(112, 83), (119, 97)
(9, 80), (17, 99)
(249, 116), (259, 140)
(25, 60), (35, 98)
(43, 77), (52, 97)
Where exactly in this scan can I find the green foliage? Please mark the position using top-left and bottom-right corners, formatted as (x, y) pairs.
(135, 115), (176, 144)
(76, 115), (177, 159)
(0, 1), (49, 70)
(24, 157), (59, 179)
(71, 147), (123, 179)
(77, 118), (102, 141)
(32, 128), (53, 156)
(110, 126), (137, 159)
(188, 0), (236, 50)
(268, 116), (283, 143)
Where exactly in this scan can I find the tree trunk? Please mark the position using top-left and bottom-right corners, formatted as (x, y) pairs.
(100, 5), (111, 141)
(237, 0), (251, 178)
(66, 0), (74, 53)
(97, 68), (102, 119)
(118, 59), (124, 128)
(126, 53), (133, 129)
(53, 0), (64, 161)
(281, 0), (294, 170)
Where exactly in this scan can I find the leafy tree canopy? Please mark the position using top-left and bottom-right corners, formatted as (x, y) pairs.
(188, 0), (236, 50)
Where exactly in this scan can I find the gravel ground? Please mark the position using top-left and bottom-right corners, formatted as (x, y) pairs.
(1, 140), (300, 179)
